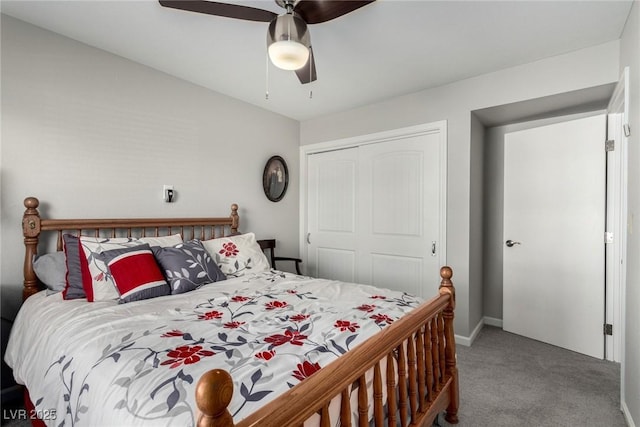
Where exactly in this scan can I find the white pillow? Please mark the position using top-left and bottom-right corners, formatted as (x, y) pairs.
(201, 232), (271, 277)
(139, 234), (183, 247)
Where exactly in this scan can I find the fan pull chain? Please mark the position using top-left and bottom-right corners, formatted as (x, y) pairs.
(309, 47), (313, 99)
(265, 51), (270, 100)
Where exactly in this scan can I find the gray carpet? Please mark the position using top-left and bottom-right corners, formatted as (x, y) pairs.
(442, 326), (626, 427)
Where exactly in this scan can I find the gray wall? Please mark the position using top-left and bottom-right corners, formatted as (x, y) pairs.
(619, 1), (639, 424)
(300, 40), (620, 338)
(0, 16), (301, 319)
(481, 123), (504, 321)
(468, 113), (485, 335)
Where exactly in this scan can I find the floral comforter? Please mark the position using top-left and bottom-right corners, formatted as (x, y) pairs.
(6, 270), (422, 426)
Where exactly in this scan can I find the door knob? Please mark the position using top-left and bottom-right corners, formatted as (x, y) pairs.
(505, 239), (521, 247)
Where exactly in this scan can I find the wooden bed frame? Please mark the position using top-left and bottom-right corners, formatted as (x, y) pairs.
(21, 196), (459, 427)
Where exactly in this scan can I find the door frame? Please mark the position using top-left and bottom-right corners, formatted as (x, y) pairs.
(299, 121), (448, 273)
(605, 67), (629, 376)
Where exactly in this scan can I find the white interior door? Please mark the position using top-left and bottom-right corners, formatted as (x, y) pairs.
(358, 134), (444, 298)
(503, 114), (605, 359)
(307, 148), (359, 282)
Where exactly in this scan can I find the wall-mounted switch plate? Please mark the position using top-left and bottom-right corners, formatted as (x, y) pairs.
(163, 185), (174, 203)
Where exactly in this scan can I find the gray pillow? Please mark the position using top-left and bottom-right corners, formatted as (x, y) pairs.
(62, 234), (86, 299)
(33, 252), (67, 294)
(152, 240), (226, 295)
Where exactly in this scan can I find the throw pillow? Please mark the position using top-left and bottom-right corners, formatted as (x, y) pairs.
(62, 234), (86, 300)
(201, 233), (271, 277)
(102, 244), (170, 304)
(152, 240), (226, 295)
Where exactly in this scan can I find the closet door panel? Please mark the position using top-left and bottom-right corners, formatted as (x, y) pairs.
(370, 151), (422, 236)
(307, 148), (358, 282)
(317, 248), (356, 283)
(370, 253), (423, 297)
(359, 133), (442, 298)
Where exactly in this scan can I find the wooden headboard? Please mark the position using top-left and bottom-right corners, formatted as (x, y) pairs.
(21, 196), (239, 301)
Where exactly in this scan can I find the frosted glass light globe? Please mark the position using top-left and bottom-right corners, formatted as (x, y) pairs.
(268, 40), (309, 70)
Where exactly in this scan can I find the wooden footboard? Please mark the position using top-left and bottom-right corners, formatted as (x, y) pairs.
(195, 267), (459, 427)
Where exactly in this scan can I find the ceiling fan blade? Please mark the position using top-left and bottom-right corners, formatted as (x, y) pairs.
(295, 46), (317, 84)
(159, 1), (276, 22)
(294, 0), (375, 24)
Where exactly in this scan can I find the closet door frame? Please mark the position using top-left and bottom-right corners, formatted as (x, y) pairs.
(300, 121), (448, 277)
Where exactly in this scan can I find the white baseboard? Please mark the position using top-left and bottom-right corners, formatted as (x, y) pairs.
(468, 318), (485, 344)
(483, 316), (503, 328)
(454, 334), (472, 347)
(455, 318), (484, 347)
(454, 317), (504, 347)
(622, 401), (636, 427)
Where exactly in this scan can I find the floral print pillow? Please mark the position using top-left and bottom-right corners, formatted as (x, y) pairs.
(152, 240), (226, 294)
(201, 232), (271, 277)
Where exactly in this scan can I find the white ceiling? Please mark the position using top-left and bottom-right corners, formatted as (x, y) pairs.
(1, 0), (634, 121)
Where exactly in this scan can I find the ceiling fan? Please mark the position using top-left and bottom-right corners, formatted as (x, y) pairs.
(158, 0), (375, 84)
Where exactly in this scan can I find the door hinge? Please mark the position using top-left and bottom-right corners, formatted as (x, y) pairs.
(605, 232), (614, 244)
(604, 324), (613, 336)
(624, 124), (631, 137)
(605, 140), (615, 151)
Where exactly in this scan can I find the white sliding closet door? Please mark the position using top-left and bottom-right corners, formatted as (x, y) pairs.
(358, 134), (443, 297)
(307, 148), (359, 283)
(305, 122), (446, 298)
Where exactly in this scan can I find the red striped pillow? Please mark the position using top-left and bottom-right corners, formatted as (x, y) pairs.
(101, 244), (169, 303)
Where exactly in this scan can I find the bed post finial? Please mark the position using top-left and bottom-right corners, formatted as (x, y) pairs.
(23, 197), (42, 301)
(230, 204), (239, 234)
(196, 369), (235, 427)
(438, 265), (459, 423)
(438, 266), (454, 310)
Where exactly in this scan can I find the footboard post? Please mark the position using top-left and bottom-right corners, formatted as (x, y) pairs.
(22, 197), (42, 301)
(196, 369), (235, 427)
(439, 266), (459, 424)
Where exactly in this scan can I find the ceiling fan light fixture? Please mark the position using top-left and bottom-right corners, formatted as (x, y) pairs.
(267, 12), (311, 71)
(268, 40), (309, 70)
